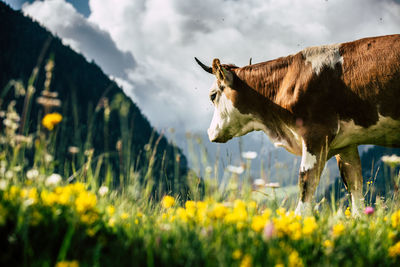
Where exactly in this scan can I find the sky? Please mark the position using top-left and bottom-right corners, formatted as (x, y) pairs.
(3, 0), (400, 179)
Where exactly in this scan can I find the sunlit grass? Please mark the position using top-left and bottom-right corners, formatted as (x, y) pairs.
(1, 59), (400, 266)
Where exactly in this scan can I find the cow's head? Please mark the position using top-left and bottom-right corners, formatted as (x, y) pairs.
(195, 58), (255, 143)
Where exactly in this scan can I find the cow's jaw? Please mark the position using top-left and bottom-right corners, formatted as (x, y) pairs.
(208, 92), (260, 143)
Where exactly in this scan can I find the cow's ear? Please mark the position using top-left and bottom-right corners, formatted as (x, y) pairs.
(212, 58), (233, 86)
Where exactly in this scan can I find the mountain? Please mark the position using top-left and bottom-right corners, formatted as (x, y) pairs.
(0, 2), (188, 197)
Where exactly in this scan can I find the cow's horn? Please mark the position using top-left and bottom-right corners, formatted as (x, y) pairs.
(195, 57), (213, 74)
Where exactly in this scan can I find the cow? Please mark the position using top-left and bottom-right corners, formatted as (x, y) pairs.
(195, 34), (400, 216)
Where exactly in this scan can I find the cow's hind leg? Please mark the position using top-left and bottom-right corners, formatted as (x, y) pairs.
(335, 145), (365, 216)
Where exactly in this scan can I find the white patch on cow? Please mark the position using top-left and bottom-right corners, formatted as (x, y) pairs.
(294, 200), (312, 216)
(330, 114), (400, 149)
(300, 139), (317, 172)
(207, 92), (266, 142)
(302, 43), (343, 75)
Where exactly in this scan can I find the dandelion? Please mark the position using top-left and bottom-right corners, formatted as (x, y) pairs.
(288, 250), (304, 267)
(241, 151), (257, 160)
(98, 185), (109, 197)
(121, 212), (129, 220)
(364, 206), (374, 215)
(75, 191), (97, 213)
(42, 112), (62, 130)
(162, 195), (175, 209)
(251, 215), (266, 232)
(106, 205), (115, 216)
(45, 173), (62, 186)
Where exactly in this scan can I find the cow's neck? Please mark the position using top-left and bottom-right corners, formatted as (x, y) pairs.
(233, 58), (302, 154)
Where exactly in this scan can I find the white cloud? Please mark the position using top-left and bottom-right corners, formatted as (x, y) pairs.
(22, 0), (400, 134)
(22, 0), (136, 79)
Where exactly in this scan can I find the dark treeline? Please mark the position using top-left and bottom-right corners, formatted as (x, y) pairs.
(0, 2), (188, 198)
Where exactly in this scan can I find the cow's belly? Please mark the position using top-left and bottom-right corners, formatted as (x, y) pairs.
(330, 115), (400, 149)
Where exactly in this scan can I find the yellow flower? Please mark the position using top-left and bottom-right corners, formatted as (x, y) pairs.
(323, 240), (333, 248)
(232, 249), (242, 260)
(106, 205), (115, 216)
(251, 215), (266, 232)
(75, 191), (97, 213)
(333, 223), (345, 237)
(55, 261), (79, 267)
(302, 216), (317, 236)
(345, 207), (351, 218)
(208, 203), (228, 219)
(42, 112), (62, 130)
(288, 250), (304, 267)
(162, 195), (175, 209)
(121, 212), (129, 220)
(391, 210), (400, 228)
(240, 254), (252, 267)
(389, 241), (400, 257)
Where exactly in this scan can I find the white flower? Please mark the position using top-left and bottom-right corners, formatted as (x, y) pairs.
(44, 153), (53, 163)
(5, 170), (14, 180)
(241, 151), (258, 160)
(26, 169), (39, 180)
(0, 180), (7, 190)
(265, 182), (280, 188)
(98, 185), (109, 197)
(227, 165), (244, 174)
(253, 179), (265, 187)
(381, 154), (400, 167)
(45, 173), (62, 186)
(205, 166), (213, 173)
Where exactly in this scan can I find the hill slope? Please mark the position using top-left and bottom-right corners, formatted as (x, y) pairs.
(0, 2), (188, 197)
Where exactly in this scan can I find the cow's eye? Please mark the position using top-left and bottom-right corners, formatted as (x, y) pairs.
(210, 93), (217, 102)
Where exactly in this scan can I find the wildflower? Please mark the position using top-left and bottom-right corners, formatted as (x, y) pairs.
(364, 206), (374, 215)
(381, 154), (400, 168)
(251, 215), (266, 232)
(263, 221), (276, 240)
(265, 182), (280, 188)
(45, 173), (62, 186)
(242, 151), (257, 160)
(240, 254), (252, 267)
(98, 186), (109, 197)
(26, 169), (39, 180)
(227, 165), (244, 174)
(323, 240), (333, 248)
(302, 216), (317, 236)
(68, 146), (80, 154)
(209, 203), (228, 219)
(345, 207), (351, 218)
(253, 179), (265, 188)
(106, 205), (115, 216)
(232, 249), (242, 260)
(389, 241), (400, 257)
(75, 191), (97, 213)
(42, 112), (62, 130)
(288, 250), (304, 267)
(391, 210), (400, 228)
(55, 261), (79, 267)
(333, 223), (345, 237)
(162, 195), (175, 209)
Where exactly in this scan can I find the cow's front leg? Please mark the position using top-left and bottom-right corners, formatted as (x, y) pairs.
(335, 145), (364, 216)
(295, 140), (327, 216)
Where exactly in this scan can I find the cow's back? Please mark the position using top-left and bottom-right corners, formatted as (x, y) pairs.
(340, 34), (400, 119)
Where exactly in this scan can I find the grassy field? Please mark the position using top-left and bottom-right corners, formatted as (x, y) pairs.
(2, 62), (400, 266)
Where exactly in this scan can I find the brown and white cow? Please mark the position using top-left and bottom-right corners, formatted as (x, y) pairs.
(195, 34), (400, 216)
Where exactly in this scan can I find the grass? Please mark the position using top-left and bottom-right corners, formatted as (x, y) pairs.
(1, 59), (400, 266)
